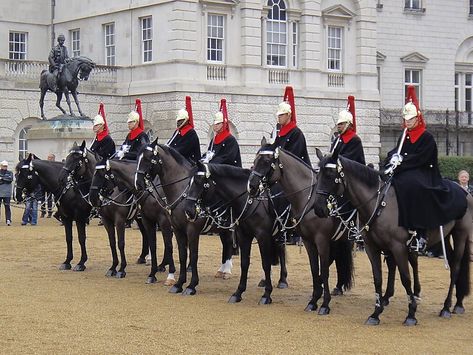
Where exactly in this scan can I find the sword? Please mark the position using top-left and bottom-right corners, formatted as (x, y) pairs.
(439, 225), (449, 270)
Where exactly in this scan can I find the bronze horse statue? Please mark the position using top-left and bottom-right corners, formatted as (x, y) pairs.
(39, 56), (95, 119)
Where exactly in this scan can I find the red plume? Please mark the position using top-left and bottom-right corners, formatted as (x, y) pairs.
(283, 86), (296, 124)
(135, 98), (144, 131)
(214, 98), (231, 144)
(347, 95), (356, 132)
(98, 102), (108, 133)
(185, 96), (194, 128)
(405, 85), (425, 127)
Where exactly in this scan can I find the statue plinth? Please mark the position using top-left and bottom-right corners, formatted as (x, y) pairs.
(27, 116), (95, 160)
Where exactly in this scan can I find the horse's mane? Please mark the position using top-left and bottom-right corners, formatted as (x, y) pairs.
(339, 157), (380, 187)
(208, 164), (250, 180)
(158, 144), (192, 169)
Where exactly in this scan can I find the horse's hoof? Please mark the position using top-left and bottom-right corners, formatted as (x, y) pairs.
(222, 272), (231, 280)
(439, 309), (451, 318)
(136, 257), (146, 265)
(59, 263), (71, 271)
(277, 281), (288, 289)
(304, 303), (317, 312)
(403, 317), (417, 326)
(163, 278), (176, 286)
(106, 269), (117, 277)
(186, 266), (192, 273)
(228, 294), (242, 303)
(73, 264), (86, 272)
(331, 287), (343, 296)
(318, 306), (330, 315)
(365, 317), (380, 326)
(381, 298), (390, 307)
(169, 285), (183, 294)
(116, 271), (126, 279)
(146, 276), (157, 284)
(453, 306), (465, 314)
(257, 279), (266, 288)
(215, 271), (224, 278)
(258, 296), (272, 305)
(182, 287), (196, 296)
(157, 265), (166, 272)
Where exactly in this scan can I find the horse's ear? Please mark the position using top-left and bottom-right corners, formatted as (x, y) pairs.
(261, 136), (267, 146)
(152, 137), (158, 146)
(26, 154), (33, 163)
(30, 153), (40, 160)
(72, 141), (78, 149)
(80, 140), (86, 150)
(316, 148), (324, 161)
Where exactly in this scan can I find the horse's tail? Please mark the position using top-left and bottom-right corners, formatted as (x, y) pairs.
(331, 237), (355, 291)
(39, 69), (48, 88)
(455, 235), (471, 297)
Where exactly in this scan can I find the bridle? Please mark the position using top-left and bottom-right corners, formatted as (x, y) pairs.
(62, 149), (94, 204)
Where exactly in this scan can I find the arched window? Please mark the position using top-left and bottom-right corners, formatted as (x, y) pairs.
(18, 127), (29, 160)
(266, 0), (287, 67)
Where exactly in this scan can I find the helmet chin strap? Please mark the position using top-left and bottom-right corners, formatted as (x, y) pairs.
(177, 119), (188, 129)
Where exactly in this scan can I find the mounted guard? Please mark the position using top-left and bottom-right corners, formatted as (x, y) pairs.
(384, 85), (468, 252)
(90, 102), (116, 160)
(166, 96), (201, 164)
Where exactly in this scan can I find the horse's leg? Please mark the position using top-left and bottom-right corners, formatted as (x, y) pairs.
(55, 91), (67, 115)
(103, 217), (118, 277)
(160, 217), (176, 286)
(216, 230), (233, 279)
(304, 240), (323, 312)
(60, 218), (73, 270)
(169, 228), (187, 294)
(182, 231), (200, 295)
(382, 253), (396, 306)
(63, 89), (74, 116)
(71, 90), (84, 117)
(277, 243), (288, 289)
(318, 240), (332, 315)
(229, 234), (251, 304)
(409, 251), (421, 299)
(391, 246), (417, 325)
(116, 217), (127, 279)
(364, 246), (385, 325)
(452, 233), (470, 315)
(72, 220), (87, 271)
(258, 236), (275, 305)
(39, 89), (47, 119)
(137, 220), (149, 264)
(140, 217), (158, 284)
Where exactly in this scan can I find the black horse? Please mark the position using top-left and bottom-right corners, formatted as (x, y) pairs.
(183, 161), (288, 304)
(39, 56), (95, 119)
(86, 156), (176, 284)
(15, 154), (91, 271)
(247, 139), (354, 314)
(135, 141), (236, 295)
(314, 150), (472, 325)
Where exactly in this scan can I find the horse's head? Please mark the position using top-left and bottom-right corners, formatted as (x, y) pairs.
(89, 159), (115, 207)
(15, 154), (40, 202)
(183, 161), (216, 222)
(59, 141), (94, 185)
(313, 148), (345, 217)
(248, 137), (282, 197)
(135, 138), (162, 191)
(76, 57), (95, 81)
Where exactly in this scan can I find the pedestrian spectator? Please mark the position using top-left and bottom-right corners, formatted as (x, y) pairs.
(40, 153), (55, 218)
(21, 184), (42, 226)
(0, 160), (13, 226)
(457, 170), (473, 194)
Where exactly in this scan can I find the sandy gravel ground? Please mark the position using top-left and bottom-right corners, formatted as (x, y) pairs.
(0, 208), (472, 354)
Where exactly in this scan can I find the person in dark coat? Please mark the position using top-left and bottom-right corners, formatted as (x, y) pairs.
(116, 99), (149, 161)
(202, 99), (241, 167)
(330, 96), (365, 165)
(90, 103), (116, 160)
(167, 96), (201, 164)
(273, 87), (311, 166)
(0, 160), (13, 225)
(385, 86), (468, 252)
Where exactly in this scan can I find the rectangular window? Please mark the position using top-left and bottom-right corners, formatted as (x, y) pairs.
(104, 23), (115, 66)
(292, 22), (298, 68)
(465, 74), (472, 113)
(454, 73), (459, 112)
(405, 69), (421, 103)
(207, 14), (224, 62)
(327, 26), (342, 71)
(141, 17), (152, 63)
(71, 29), (80, 57)
(266, 19), (287, 67)
(9, 31), (27, 60)
(470, 0), (473, 15)
(405, 0), (421, 9)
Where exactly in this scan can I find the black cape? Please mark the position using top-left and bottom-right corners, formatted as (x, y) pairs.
(90, 134), (116, 160)
(167, 129), (201, 164)
(386, 130), (467, 229)
(330, 134), (366, 165)
(121, 131), (150, 160)
(274, 127), (311, 166)
(205, 135), (242, 167)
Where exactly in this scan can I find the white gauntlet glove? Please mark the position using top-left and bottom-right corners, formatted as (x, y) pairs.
(202, 151), (215, 164)
(389, 153), (403, 167)
(116, 150), (125, 159)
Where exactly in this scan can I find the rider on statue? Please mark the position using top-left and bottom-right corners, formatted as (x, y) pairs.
(90, 103), (116, 160)
(166, 96), (201, 164)
(48, 34), (69, 92)
(384, 85), (468, 252)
